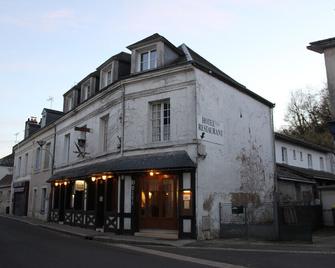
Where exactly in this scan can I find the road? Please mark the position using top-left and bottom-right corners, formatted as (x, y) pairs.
(1, 217), (335, 268)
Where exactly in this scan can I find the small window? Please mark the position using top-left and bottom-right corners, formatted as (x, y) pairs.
(151, 100), (170, 142)
(64, 134), (71, 164)
(140, 50), (157, 71)
(300, 152), (303, 161)
(320, 157), (324, 171)
(40, 188), (47, 213)
(308, 154), (313, 168)
(100, 115), (109, 152)
(43, 143), (51, 169)
(66, 95), (73, 111)
(35, 148), (41, 170)
(107, 70), (112, 84)
(17, 156), (22, 177)
(281, 147), (288, 164)
(23, 153), (28, 176)
(293, 150), (296, 160)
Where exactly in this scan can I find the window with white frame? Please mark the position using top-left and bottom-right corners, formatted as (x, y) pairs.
(43, 143), (51, 169)
(101, 66), (113, 89)
(35, 148), (41, 170)
(151, 100), (170, 142)
(17, 156), (22, 177)
(300, 152), (303, 161)
(281, 147), (288, 164)
(100, 115), (109, 152)
(320, 156), (324, 171)
(81, 82), (91, 102)
(64, 134), (70, 164)
(66, 94), (73, 111)
(40, 187), (47, 213)
(140, 49), (157, 71)
(308, 154), (313, 168)
(293, 150), (296, 160)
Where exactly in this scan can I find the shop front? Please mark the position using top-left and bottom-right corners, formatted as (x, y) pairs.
(48, 151), (196, 238)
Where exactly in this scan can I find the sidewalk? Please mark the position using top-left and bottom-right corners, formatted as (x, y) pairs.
(2, 214), (335, 253)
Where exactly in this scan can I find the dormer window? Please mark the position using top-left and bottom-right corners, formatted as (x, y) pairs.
(81, 79), (94, 102)
(100, 62), (115, 89)
(140, 49), (157, 71)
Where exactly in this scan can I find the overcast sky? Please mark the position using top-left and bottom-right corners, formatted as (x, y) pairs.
(0, 0), (334, 158)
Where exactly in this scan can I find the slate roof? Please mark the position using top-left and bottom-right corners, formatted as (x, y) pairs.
(277, 163), (335, 183)
(0, 154), (14, 167)
(0, 175), (12, 188)
(275, 132), (334, 153)
(49, 151), (196, 181)
(96, 52), (131, 70)
(277, 164), (316, 184)
(307, 37), (335, 53)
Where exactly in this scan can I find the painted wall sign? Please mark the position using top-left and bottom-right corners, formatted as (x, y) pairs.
(198, 115), (224, 144)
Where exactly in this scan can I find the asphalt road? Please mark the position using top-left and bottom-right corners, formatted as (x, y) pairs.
(1, 216), (335, 268)
(0, 217), (209, 268)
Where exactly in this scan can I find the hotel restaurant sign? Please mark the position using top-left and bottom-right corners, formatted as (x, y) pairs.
(198, 115), (223, 144)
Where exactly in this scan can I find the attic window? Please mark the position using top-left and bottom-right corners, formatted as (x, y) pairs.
(140, 49), (157, 71)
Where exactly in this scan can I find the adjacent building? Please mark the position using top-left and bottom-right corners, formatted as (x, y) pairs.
(11, 34), (275, 239)
(0, 154), (13, 214)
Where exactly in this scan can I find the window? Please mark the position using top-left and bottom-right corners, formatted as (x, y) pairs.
(40, 188), (47, 214)
(43, 143), (51, 169)
(300, 152), (303, 161)
(281, 147), (288, 164)
(17, 156), (22, 177)
(151, 100), (170, 142)
(81, 83), (91, 102)
(66, 95), (73, 111)
(107, 70), (112, 84)
(320, 157), (324, 171)
(293, 150), (296, 160)
(140, 49), (157, 71)
(23, 153), (28, 176)
(35, 148), (41, 170)
(100, 115), (109, 152)
(308, 154), (313, 168)
(64, 134), (70, 164)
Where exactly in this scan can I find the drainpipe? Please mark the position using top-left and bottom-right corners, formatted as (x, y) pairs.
(121, 83), (126, 156)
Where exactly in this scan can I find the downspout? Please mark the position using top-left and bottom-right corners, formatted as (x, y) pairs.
(121, 82), (126, 156)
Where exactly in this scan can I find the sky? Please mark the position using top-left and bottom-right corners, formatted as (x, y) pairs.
(0, 0), (334, 158)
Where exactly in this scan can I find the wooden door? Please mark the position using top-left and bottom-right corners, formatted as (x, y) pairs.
(139, 175), (177, 230)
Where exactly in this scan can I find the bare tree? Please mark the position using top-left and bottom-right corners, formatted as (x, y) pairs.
(281, 88), (333, 147)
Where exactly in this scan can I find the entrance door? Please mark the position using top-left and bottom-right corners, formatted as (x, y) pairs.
(139, 175), (177, 230)
(96, 179), (105, 228)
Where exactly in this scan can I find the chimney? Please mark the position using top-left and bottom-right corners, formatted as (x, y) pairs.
(24, 116), (41, 139)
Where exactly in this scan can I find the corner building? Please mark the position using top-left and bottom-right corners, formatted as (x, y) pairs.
(16, 34), (276, 239)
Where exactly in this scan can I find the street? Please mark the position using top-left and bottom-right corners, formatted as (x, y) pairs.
(1, 217), (335, 268)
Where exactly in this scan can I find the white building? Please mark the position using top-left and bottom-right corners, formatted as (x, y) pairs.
(275, 133), (335, 204)
(0, 154), (13, 214)
(12, 34), (275, 239)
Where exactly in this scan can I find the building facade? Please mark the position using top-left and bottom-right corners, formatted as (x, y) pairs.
(12, 34), (275, 239)
(275, 133), (335, 205)
(0, 154), (13, 214)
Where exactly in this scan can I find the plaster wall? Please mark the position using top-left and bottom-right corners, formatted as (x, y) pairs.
(194, 68), (275, 239)
(275, 140), (332, 172)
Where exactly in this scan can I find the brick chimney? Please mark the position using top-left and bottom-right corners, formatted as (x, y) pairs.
(24, 116), (40, 139)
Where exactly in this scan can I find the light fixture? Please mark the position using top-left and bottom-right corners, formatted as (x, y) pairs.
(55, 182), (59, 187)
(64, 181), (68, 186)
(155, 172), (160, 175)
(91, 176), (96, 182)
(148, 191), (152, 199)
(107, 175), (113, 179)
(149, 171), (154, 176)
(102, 175), (107, 180)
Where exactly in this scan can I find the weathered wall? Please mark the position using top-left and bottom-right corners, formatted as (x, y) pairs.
(320, 189), (335, 226)
(194, 68), (275, 239)
(324, 47), (335, 118)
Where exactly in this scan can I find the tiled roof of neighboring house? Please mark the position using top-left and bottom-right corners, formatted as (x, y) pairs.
(307, 37), (335, 53)
(0, 154), (14, 167)
(277, 164), (316, 184)
(275, 132), (334, 153)
(0, 175), (12, 187)
(277, 163), (335, 182)
(49, 151), (195, 182)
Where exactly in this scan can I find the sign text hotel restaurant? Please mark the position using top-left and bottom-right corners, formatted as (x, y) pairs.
(198, 116), (223, 144)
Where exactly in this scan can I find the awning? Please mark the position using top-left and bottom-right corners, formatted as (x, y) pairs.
(48, 150), (196, 182)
